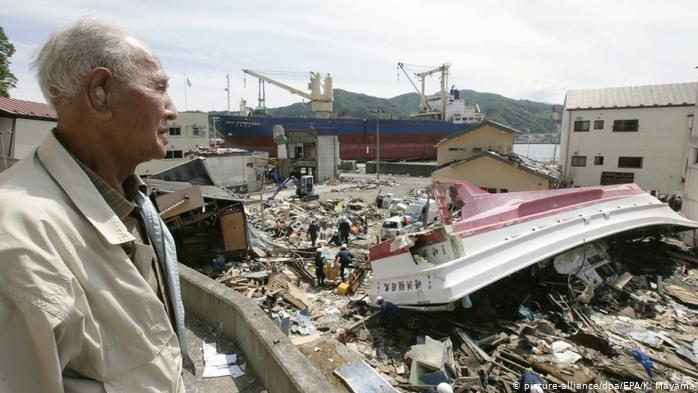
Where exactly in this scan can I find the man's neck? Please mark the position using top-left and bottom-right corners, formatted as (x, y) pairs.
(54, 126), (134, 196)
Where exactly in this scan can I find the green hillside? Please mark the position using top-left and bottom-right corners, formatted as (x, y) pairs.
(268, 89), (562, 134)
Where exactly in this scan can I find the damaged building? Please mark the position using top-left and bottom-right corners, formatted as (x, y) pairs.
(275, 125), (340, 182)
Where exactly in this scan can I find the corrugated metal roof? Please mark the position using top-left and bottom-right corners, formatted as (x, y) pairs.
(565, 82), (697, 110)
(0, 97), (56, 119)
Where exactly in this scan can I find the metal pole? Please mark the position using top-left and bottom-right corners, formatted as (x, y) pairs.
(376, 113), (380, 180)
(226, 73), (230, 115)
(184, 74), (188, 111)
(260, 166), (265, 221)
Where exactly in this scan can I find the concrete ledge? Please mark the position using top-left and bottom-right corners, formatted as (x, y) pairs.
(365, 161), (436, 177)
(179, 264), (337, 393)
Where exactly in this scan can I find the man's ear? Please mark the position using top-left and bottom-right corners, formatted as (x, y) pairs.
(85, 67), (113, 117)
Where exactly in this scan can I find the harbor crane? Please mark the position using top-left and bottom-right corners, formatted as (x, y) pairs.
(242, 69), (334, 118)
(397, 63), (450, 120)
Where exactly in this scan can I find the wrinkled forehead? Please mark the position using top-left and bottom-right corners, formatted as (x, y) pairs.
(124, 36), (168, 82)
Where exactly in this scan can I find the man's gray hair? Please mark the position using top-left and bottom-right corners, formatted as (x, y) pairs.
(31, 17), (138, 108)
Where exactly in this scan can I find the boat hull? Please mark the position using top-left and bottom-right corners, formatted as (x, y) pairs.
(368, 182), (698, 309)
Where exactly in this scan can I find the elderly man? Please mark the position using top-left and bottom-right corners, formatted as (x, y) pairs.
(0, 18), (191, 392)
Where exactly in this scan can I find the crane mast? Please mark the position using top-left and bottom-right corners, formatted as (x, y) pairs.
(397, 62), (450, 120)
(242, 69), (334, 118)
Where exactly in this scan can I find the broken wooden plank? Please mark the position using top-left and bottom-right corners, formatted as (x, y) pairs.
(345, 311), (380, 334)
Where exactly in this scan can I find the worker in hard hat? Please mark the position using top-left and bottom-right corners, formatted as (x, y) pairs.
(338, 217), (351, 245)
(334, 244), (354, 282)
(375, 296), (403, 331)
(425, 382), (453, 393)
(314, 248), (326, 287)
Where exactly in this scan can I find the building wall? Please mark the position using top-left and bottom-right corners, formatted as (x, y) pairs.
(138, 111), (209, 176)
(560, 105), (693, 194)
(12, 118), (56, 158)
(315, 135), (338, 182)
(432, 155), (550, 192)
(436, 125), (514, 166)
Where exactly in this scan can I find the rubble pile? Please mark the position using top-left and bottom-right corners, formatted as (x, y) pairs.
(336, 175), (399, 190)
(174, 178), (698, 393)
(338, 235), (698, 392)
(247, 197), (384, 249)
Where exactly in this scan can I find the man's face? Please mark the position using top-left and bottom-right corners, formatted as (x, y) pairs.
(108, 41), (176, 165)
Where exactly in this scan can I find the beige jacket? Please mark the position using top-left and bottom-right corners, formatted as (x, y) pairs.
(0, 133), (185, 392)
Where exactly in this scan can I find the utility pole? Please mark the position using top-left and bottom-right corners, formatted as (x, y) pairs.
(370, 108), (384, 180)
(225, 73), (230, 115)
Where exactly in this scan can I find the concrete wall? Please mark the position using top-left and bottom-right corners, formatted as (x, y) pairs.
(437, 125), (514, 166)
(12, 118), (56, 158)
(365, 161), (436, 177)
(683, 91), (698, 246)
(138, 111), (209, 176)
(432, 155), (550, 191)
(560, 105), (694, 194)
(179, 265), (337, 393)
(316, 135), (338, 182)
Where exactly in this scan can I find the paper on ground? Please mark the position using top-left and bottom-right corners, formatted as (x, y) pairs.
(203, 364), (245, 378)
(202, 342), (245, 379)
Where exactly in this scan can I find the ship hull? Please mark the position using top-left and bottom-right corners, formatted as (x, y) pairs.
(214, 115), (474, 161)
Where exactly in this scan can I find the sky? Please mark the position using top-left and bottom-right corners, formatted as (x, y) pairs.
(3, 0), (698, 112)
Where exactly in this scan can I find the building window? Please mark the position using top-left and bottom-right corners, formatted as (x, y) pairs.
(571, 155), (587, 167)
(472, 147), (482, 153)
(613, 119), (639, 132)
(448, 147), (466, 151)
(164, 150), (184, 159)
(618, 156), (643, 168)
(168, 126), (182, 136)
(594, 156), (604, 165)
(594, 120), (604, 130)
(499, 189), (508, 193)
(574, 121), (590, 132)
(191, 126), (206, 137)
(486, 188), (497, 193)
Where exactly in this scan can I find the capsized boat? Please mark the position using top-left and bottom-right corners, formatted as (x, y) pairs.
(368, 180), (698, 310)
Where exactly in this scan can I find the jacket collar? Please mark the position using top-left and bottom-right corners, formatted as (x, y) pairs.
(37, 131), (136, 245)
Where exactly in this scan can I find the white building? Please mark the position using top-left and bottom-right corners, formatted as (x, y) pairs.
(137, 111), (209, 176)
(560, 82), (697, 195)
(0, 97), (57, 170)
(682, 82), (698, 246)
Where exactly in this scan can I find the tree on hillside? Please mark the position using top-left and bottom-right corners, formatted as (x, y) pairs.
(0, 26), (18, 98)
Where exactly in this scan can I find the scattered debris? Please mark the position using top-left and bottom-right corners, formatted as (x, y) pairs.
(202, 342), (245, 379)
(159, 174), (698, 393)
